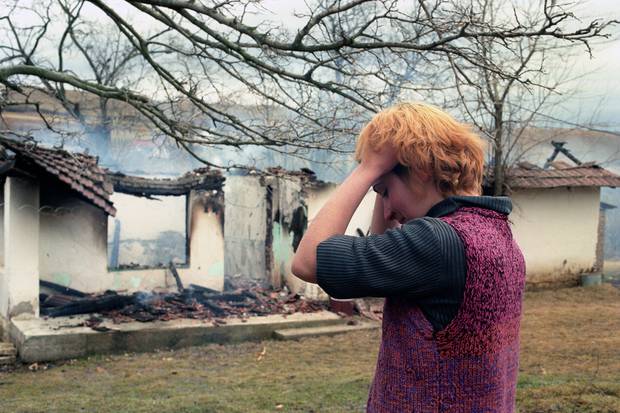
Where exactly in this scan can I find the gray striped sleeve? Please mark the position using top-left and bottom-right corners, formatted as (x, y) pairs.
(316, 218), (447, 299)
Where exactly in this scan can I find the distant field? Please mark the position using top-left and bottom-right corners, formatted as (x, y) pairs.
(605, 260), (620, 275)
(0, 285), (619, 413)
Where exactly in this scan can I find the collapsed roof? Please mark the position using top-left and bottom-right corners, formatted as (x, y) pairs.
(107, 168), (224, 197)
(0, 135), (226, 215)
(0, 135), (116, 215)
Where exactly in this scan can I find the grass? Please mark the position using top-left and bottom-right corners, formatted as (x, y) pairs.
(0, 285), (618, 412)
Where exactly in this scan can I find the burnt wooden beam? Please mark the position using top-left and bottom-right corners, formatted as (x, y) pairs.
(108, 169), (225, 196)
(200, 300), (226, 316)
(40, 280), (87, 298)
(188, 284), (219, 294)
(169, 262), (184, 293)
(40, 294), (134, 317)
(41, 294), (81, 308)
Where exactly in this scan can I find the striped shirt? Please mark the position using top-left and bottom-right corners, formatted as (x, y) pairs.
(316, 196), (513, 331)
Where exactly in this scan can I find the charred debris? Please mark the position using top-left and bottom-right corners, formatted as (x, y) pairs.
(39, 269), (329, 331)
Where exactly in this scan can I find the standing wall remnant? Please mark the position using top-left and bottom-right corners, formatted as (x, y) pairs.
(1, 177), (40, 327)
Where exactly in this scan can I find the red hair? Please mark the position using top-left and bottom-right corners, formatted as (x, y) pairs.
(355, 102), (485, 196)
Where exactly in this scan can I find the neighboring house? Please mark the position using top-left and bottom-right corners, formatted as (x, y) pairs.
(0, 135), (224, 338)
(497, 161), (620, 286)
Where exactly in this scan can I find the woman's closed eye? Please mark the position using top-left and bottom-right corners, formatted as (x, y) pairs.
(373, 184), (388, 198)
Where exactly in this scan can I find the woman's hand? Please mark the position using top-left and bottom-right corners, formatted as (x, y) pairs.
(359, 143), (399, 178)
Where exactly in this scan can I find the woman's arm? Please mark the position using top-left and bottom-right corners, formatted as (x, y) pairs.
(291, 165), (378, 283)
(369, 194), (401, 235)
(292, 142), (398, 283)
(370, 194), (387, 235)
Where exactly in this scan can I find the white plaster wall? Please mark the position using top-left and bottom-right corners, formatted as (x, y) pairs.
(224, 175), (268, 282)
(2, 177), (40, 319)
(306, 184), (375, 236)
(104, 268), (171, 292)
(102, 190), (225, 293)
(39, 193), (109, 293)
(110, 192), (187, 267)
(271, 222), (293, 289)
(511, 186), (601, 284)
(178, 190), (225, 291)
(266, 176), (305, 289)
(37, 188), (225, 294)
(107, 191), (224, 293)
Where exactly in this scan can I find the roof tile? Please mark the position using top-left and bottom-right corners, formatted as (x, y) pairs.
(500, 164), (620, 189)
(0, 137), (116, 216)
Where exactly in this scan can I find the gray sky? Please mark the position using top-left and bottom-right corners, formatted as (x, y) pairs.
(559, 0), (620, 129)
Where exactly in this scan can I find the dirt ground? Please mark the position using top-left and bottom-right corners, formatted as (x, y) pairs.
(0, 285), (618, 413)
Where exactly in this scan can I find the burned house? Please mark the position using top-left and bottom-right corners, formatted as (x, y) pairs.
(0, 137), (360, 362)
(0, 135), (225, 338)
(0, 136), (115, 335)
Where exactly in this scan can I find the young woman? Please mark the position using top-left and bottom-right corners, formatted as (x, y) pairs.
(292, 102), (526, 412)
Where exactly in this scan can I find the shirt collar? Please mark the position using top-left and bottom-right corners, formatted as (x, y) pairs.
(426, 196), (513, 218)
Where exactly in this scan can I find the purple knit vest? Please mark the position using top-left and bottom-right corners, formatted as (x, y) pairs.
(367, 207), (526, 412)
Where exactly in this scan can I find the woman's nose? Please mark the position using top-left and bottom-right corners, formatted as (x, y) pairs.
(383, 199), (393, 222)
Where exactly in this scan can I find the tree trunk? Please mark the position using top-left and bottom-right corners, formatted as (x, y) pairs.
(493, 102), (504, 196)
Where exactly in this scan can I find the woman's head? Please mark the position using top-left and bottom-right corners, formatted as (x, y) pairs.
(355, 102), (485, 197)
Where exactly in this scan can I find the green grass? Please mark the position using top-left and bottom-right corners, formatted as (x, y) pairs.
(0, 285), (619, 412)
(517, 374), (620, 413)
(0, 331), (379, 413)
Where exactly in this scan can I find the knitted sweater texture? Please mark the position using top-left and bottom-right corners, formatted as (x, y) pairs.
(367, 207), (526, 412)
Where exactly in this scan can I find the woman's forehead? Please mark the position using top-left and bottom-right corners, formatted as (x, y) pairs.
(372, 173), (396, 191)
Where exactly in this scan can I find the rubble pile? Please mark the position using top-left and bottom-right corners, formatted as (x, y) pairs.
(40, 281), (329, 330)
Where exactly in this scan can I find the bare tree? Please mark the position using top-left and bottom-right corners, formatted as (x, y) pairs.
(53, 5), (151, 155)
(418, 0), (618, 194)
(0, 0), (616, 168)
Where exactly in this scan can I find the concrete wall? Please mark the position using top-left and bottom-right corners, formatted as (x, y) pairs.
(178, 190), (225, 290)
(102, 189), (225, 293)
(222, 175), (375, 297)
(511, 186), (601, 285)
(1, 177), (40, 323)
(224, 175), (268, 283)
(109, 193), (187, 268)
(267, 176), (303, 289)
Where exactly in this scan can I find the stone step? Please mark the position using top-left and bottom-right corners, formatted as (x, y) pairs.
(273, 322), (380, 340)
(0, 342), (16, 357)
(11, 311), (347, 363)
